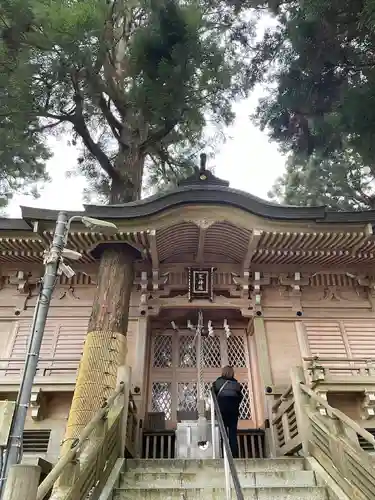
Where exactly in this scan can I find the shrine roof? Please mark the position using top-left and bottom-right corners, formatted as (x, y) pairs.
(0, 152), (374, 230)
(2, 168), (375, 268)
(1, 184), (374, 231)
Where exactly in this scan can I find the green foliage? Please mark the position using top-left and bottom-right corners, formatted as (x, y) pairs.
(0, 4), (51, 206)
(248, 0), (375, 209)
(250, 0), (375, 158)
(269, 151), (375, 210)
(0, 0), (257, 204)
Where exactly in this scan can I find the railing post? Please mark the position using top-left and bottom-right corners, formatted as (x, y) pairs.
(325, 416), (350, 478)
(116, 365), (131, 457)
(2, 465), (41, 500)
(290, 366), (310, 456)
(366, 360), (375, 376)
(55, 456), (80, 500)
(266, 398), (276, 457)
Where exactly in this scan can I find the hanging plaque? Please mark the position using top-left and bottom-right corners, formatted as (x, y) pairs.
(188, 267), (215, 302)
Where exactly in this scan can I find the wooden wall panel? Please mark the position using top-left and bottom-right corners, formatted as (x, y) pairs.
(303, 321), (347, 358)
(302, 320), (375, 360)
(265, 321), (301, 385)
(343, 322), (375, 358)
(3, 318), (89, 375)
(327, 393), (363, 421)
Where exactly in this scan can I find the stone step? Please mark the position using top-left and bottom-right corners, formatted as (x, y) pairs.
(114, 486), (327, 500)
(125, 458), (306, 474)
(120, 470), (316, 489)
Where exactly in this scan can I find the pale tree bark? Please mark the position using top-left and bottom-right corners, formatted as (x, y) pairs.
(111, 149), (146, 203)
(56, 153), (145, 481)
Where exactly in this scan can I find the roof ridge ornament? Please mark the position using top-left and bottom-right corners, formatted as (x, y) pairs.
(177, 152), (230, 188)
(199, 153), (207, 173)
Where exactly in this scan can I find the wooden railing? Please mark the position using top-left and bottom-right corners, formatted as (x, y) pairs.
(141, 429), (265, 460)
(271, 384), (301, 455)
(0, 357), (81, 377)
(271, 366), (375, 500)
(2, 366), (139, 500)
(142, 430), (176, 459)
(304, 356), (375, 382)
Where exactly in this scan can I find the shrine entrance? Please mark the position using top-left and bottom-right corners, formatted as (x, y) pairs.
(146, 309), (256, 429)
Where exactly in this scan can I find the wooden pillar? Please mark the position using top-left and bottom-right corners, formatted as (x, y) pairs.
(253, 316), (274, 456)
(133, 316), (148, 392)
(253, 317), (273, 389)
(133, 315), (149, 416)
(2, 465), (41, 500)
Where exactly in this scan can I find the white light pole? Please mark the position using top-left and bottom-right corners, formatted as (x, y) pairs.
(0, 212), (118, 495)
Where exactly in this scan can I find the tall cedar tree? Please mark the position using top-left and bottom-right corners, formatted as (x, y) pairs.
(249, 0), (375, 209)
(0, 0), (257, 203)
(0, 0), (262, 442)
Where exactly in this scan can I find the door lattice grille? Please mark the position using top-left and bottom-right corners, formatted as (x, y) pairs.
(239, 382), (251, 420)
(179, 335), (197, 368)
(153, 336), (172, 368)
(203, 380), (251, 420)
(228, 335), (247, 367)
(151, 382), (172, 419)
(149, 327), (253, 425)
(177, 382), (197, 412)
(203, 336), (221, 367)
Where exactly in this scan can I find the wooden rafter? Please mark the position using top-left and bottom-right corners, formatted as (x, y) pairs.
(148, 229), (159, 271)
(243, 229), (262, 272)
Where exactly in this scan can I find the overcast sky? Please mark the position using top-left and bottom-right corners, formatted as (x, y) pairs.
(7, 88), (286, 218)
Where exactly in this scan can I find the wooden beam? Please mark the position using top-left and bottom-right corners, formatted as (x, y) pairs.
(148, 229), (159, 270)
(196, 226), (207, 263)
(243, 229), (262, 272)
(253, 316), (273, 388)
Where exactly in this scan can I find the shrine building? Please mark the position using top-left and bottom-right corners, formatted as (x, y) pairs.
(1, 164), (375, 465)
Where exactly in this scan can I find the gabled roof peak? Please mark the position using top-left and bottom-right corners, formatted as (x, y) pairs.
(177, 153), (229, 188)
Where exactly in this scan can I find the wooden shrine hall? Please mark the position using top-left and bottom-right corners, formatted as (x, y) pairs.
(1, 159), (375, 464)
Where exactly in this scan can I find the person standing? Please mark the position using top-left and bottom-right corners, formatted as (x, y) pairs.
(212, 365), (243, 458)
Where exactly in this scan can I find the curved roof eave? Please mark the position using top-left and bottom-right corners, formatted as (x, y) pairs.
(83, 185), (327, 221)
(8, 184), (375, 229)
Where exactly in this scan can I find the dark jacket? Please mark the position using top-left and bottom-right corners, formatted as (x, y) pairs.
(212, 376), (243, 414)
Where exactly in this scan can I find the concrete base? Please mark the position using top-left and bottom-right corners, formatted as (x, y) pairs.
(175, 420), (220, 459)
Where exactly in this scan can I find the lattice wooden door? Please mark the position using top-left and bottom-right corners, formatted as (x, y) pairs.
(148, 327), (255, 429)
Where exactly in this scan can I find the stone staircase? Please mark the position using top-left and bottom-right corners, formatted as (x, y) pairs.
(114, 458), (328, 499)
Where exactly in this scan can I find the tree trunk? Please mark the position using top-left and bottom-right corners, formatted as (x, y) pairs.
(62, 246), (135, 445)
(111, 149), (145, 203)
(59, 150), (144, 465)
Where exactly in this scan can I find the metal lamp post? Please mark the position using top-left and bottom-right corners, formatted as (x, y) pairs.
(0, 211), (118, 495)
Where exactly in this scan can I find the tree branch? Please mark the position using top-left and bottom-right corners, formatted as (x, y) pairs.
(98, 96), (122, 140)
(85, 73), (124, 142)
(29, 120), (62, 133)
(140, 119), (179, 152)
(69, 76), (119, 181)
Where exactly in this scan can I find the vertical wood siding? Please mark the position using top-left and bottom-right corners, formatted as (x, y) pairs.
(303, 320), (375, 359)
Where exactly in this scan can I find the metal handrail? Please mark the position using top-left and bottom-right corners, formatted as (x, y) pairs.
(210, 388), (244, 500)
